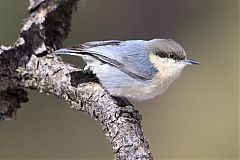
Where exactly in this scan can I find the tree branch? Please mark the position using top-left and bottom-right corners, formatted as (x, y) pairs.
(0, 0), (153, 159)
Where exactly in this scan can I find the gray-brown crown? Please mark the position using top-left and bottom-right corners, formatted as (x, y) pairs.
(147, 39), (186, 61)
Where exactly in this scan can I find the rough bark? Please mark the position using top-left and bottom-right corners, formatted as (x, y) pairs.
(0, 0), (153, 159)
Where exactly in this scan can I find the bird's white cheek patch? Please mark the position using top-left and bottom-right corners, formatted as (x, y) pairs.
(149, 54), (175, 69)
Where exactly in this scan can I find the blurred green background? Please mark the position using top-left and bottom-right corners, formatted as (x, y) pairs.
(0, 0), (239, 159)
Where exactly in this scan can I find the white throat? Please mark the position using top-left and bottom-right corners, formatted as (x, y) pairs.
(145, 54), (187, 98)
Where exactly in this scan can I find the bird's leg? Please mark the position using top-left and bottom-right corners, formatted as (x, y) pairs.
(115, 96), (133, 107)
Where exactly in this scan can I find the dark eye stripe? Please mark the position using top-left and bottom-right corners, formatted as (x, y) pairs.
(156, 51), (168, 58)
(155, 51), (185, 61)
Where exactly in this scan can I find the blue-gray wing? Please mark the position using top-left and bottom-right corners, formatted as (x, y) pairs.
(69, 40), (158, 80)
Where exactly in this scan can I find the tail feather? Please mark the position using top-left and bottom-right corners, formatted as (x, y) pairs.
(54, 48), (81, 55)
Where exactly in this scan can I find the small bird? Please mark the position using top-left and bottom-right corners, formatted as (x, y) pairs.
(55, 39), (199, 101)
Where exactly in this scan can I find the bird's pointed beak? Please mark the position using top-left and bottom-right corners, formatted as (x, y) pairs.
(183, 58), (200, 65)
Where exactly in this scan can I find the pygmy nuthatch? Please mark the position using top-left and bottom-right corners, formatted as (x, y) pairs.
(55, 39), (199, 101)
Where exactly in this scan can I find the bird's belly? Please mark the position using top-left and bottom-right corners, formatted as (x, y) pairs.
(120, 80), (168, 101)
(89, 62), (182, 101)
(107, 71), (182, 101)
(103, 77), (169, 101)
